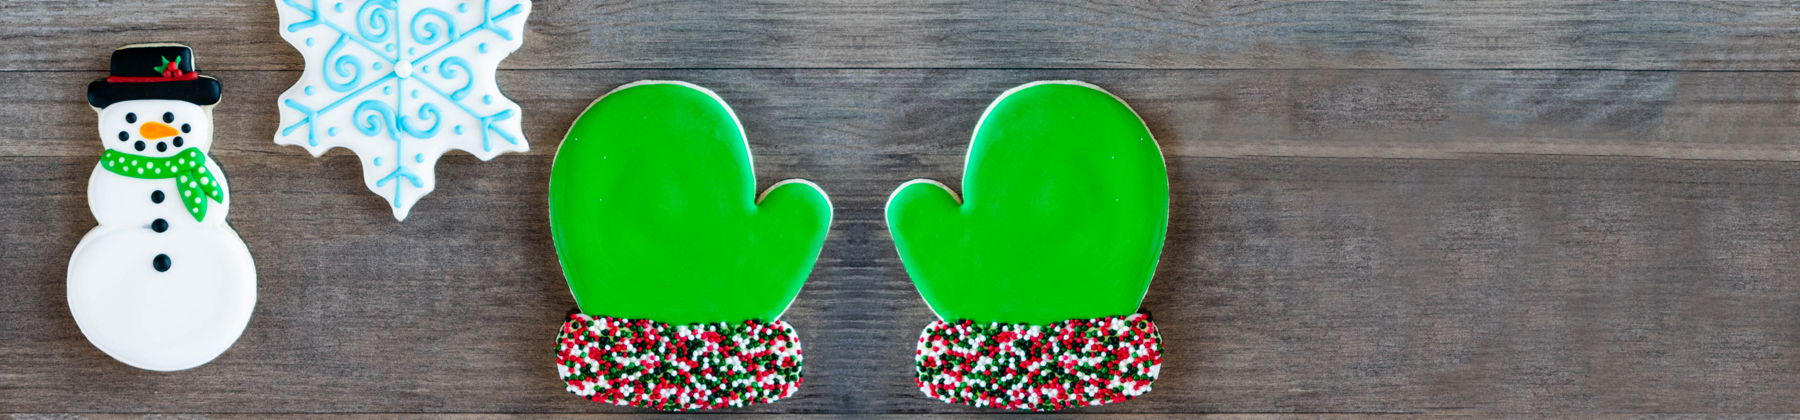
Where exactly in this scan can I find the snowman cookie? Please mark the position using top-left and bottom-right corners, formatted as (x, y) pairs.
(68, 43), (257, 371)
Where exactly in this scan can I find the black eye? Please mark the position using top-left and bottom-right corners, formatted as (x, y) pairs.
(181, 123), (191, 133)
(162, 112), (174, 123)
(117, 131), (129, 141)
(125, 113), (136, 123)
(172, 137), (184, 147)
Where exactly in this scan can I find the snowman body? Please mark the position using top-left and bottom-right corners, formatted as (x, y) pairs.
(67, 98), (256, 372)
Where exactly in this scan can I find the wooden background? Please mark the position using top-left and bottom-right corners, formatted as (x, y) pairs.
(6, 0), (1800, 418)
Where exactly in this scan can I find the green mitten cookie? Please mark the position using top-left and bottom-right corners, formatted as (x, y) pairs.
(887, 81), (1167, 411)
(549, 81), (832, 411)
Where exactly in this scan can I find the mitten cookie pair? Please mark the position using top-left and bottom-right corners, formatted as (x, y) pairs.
(547, 81), (1165, 412)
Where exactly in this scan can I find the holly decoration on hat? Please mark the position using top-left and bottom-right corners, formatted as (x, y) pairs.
(153, 56), (185, 78)
(887, 81), (1168, 411)
(548, 81), (832, 411)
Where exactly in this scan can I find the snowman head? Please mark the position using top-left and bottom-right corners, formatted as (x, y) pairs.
(88, 43), (222, 157)
(97, 100), (212, 156)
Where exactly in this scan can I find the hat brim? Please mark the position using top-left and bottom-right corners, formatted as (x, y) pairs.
(88, 76), (221, 108)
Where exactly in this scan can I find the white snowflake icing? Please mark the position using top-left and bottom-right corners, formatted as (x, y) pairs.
(274, 0), (530, 220)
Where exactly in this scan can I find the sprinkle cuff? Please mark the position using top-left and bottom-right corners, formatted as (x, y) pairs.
(556, 312), (803, 411)
(915, 312), (1162, 411)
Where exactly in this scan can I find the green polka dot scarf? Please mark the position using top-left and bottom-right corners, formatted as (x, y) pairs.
(100, 147), (224, 222)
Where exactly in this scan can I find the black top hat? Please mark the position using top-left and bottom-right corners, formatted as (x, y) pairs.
(87, 43), (222, 108)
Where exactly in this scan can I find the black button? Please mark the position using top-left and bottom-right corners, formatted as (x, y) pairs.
(172, 137), (184, 147)
(125, 113), (137, 123)
(155, 142), (168, 152)
(133, 140), (145, 151)
(162, 112), (174, 123)
(117, 131), (129, 142)
(152, 254), (171, 272)
(181, 124), (191, 133)
(151, 190), (164, 203)
(151, 218), (168, 233)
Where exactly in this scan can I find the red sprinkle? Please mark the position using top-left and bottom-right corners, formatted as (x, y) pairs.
(914, 312), (1162, 411)
(556, 313), (804, 411)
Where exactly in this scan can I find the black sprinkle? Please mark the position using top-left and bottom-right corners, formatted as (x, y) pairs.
(117, 131), (129, 141)
(133, 141), (145, 151)
(155, 142), (168, 152)
(152, 254), (171, 272)
(151, 218), (168, 233)
(125, 113), (137, 123)
(173, 137), (184, 148)
(162, 112), (174, 123)
(151, 190), (164, 203)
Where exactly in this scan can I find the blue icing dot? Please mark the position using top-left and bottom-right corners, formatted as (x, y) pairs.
(383, 86), (393, 94)
(374, 157), (382, 166)
(414, 153), (425, 163)
(453, 125), (464, 135)
(305, 37), (315, 46)
(304, 86), (315, 95)
(333, 2), (343, 12)
(411, 90), (420, 99)
(373, 62), (384, 70)
(408, 47), (416, 55)
(457, 3), (468, 12)
(384, 44), (395, 52)
(421, 65), (430, 73)
(481, 95), (492, 104)
(478, 43), (487, 53)
(328, 127), (338, 136)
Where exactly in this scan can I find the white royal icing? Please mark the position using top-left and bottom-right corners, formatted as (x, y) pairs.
(69, 99), (257, 372)
(274, 0), (532, 220)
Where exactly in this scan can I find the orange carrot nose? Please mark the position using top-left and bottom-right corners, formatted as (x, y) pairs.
(139, 121), (178, 140)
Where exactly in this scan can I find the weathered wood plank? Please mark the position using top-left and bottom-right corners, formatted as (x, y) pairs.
(10, 0), (1800, 416)
(3, 415), (1446, 420)
(7, 69), (1800, 160)
(6, 153), (1800, 414)
(0, 415), (1782, 420)
(6, 416), (1772, 420)
(3, 1), (1799, 71)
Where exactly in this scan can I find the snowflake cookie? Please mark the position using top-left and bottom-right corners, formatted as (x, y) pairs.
(274, 0), (531, 220)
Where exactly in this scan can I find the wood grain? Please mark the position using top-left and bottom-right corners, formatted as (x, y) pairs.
(7, 0), (1800, 417)
(4, 1), (1800, 71)
(9, 152), (1800, 415)
(9, 69), (1800, 160)
(2, 415), (1454, 420)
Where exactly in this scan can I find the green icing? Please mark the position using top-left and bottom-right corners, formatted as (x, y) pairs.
(549, 82), (833, 325)
(886, 81), (1168, 325)
(100, 147), (224, 222)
